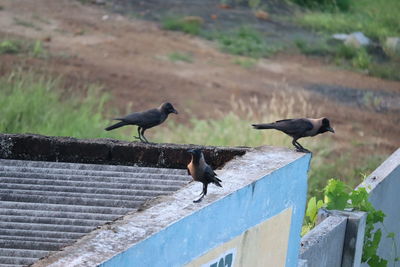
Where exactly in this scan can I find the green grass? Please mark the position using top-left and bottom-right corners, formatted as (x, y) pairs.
(161, 16), (203, 35)
(289, 0), (352, 11)
(296, 0), (400, 40)
(214, 26), (279, 58)
(0, 70), (124, 139)
(0, 40), (21, 54)
(368, 62), (400, 81)
(0, 39), (48, 58)
(233, 57), (258, 68)
(32, 40), (46, 58)
(168, 52), (193, 63)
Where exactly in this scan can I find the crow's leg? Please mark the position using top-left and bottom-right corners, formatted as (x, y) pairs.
(193, 184), (207, 203)
(295, 140), (311, 153)
(193, 192), (205, 203)
(292, 138), (302, 150)
(140, 128), (150, 143)
(203, 183), (208, 196)
(134, 127), (141, 140)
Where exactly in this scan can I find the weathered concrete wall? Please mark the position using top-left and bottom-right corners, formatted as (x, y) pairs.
(358, 148), (400, 266)
(0, 134), (247, 169)
(311, 209), (367, 267)
(32, 147), (311, 267)
(299, 216), (347, 267)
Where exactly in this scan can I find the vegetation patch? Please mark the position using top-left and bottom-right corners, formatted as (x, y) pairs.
(289, 0), (352, 11)
(0, 40), (21, 54)
(233, 57), (258, 68)
(0, 70), (123, 140)
(295, 0), (400, 40)
(168, 52), (193, 63)
(162, 16), (203, 35)
(214, 26), (278, 58)
(295, 39), (400, 81)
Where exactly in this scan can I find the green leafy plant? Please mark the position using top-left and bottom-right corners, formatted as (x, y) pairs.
(303, 179), (398, 266)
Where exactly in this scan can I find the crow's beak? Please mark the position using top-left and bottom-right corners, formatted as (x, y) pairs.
(172, 109), (178, 114)
(327, 127), (335, 133)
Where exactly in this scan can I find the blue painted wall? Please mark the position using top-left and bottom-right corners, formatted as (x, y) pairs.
(100, 154), (311, 267)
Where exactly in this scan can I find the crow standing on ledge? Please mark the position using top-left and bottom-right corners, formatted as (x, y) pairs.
(187, 149), (222, 203)
(252, 117), (335, 153)
(105, 102), (178, 143)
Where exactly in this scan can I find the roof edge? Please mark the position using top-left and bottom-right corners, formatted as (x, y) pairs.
(0, 133), (248, 169)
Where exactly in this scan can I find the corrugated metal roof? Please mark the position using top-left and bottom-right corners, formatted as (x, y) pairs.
(0, 159), (189, 267)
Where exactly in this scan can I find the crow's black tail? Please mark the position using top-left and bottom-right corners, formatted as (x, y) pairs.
(252, 123), (275, 130)
(105, 121), (127, 131)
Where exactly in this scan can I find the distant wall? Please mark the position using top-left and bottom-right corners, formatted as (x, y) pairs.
(99, 151), (311, 267)
(359, 148), (400, 266)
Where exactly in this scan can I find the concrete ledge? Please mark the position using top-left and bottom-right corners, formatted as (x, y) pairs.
(0, 134), (247, 169)
(300, 216), (347, 267)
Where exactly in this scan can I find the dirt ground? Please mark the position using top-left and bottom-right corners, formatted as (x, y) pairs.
(0, 0), (399, 157)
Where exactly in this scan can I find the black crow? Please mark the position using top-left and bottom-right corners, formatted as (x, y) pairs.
(105, 102), (178, 143)
(187, 149), (222, 203)
(252, 117), (334, 153)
